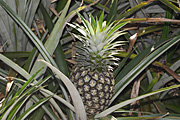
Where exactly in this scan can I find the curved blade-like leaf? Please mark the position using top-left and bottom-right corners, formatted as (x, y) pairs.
(106, 0), (118, 23)
(160, 0), (180, 13)
(118, 0), (153, 19)
(41, 92), (68, 120)
(84, 0), (109, 12)
(0, 53), (31, 79)
(112, 34), (180, 105)
(1, 82), (39, 119)
(14, 68), (43, 97)
(40, 2), (69, 77)
(95, 84), (180, 118)
(153, 60), (180, 91)
(0, 0), (57, 67)
(16, 96), (51, 120)
(39, 59), (87, 120)
(0, 53), (75, 113)
(137, 25), (163, 37)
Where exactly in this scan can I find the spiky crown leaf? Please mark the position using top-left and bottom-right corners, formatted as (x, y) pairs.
(68, 12), (128, 71)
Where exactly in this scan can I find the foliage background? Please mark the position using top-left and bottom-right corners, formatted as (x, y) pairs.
(0, 0), (180, 119)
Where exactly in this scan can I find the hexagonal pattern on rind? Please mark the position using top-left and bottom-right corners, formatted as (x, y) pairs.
(70, 66), (114, 116)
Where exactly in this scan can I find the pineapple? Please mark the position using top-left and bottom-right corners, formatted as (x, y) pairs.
(68, 12), (127, 116)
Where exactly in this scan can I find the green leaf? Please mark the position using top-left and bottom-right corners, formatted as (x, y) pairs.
(118, 1), (153, 19)
(3, 75), (50, 120)
(84, 0), (109, 13)
(39, 87), (75, 112)
(160, 0), (180, 13)
(0, 53), (74, 120)
(106, 21), (128, 40)
(16, 96), (51, 120)
(137, 25), (163, 37)
(1, 84), (37, 119)
(0, 0), (57, 67)
(23, 48), (37, 72)
(0, 53), (31, 80)
(40, 2), (69, 77)
(161, 7), (173, 40)
(39, 2), (54, 32)
(30, 0), (87, 78)
(149, 95), (167, 113)
(144, 73), (159, 93)
(54, 44), (69, 77)
(0, 0), (40, 51)
(106, 0), (118, 23)
(56, 0), (68, 13)
(99, 11), (104, 30)
(14, 67), (43, 97)
(112, 34), (180, 105)
(77, 12), (95, 37)
(90, 14), (96, 30)
(40, 93), (67, 120)
(165, 104), (180, 114)
(114, 50), (134, 78)
(2, 51), (31, 59)
(8, 81), (51, 120)
(95, 84), (180, 118)
(39, 59), (87, 120)
(0, 52), (74, 111)
(152, 60), (180, 91)
(29, 95), (60, 120)
(7, 99), (22, 120)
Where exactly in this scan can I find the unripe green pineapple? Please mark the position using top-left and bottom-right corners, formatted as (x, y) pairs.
(68, 12), (127, 116)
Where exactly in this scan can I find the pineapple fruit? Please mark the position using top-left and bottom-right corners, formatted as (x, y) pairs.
(68, 12), (127, 116)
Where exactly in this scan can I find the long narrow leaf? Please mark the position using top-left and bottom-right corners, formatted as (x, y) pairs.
(160, 0), (180, 13)
(84, 0), (109, 12)
(0, 0), (56, 67)
(114, 50), (134, 78)
(29, 0), (72, 77)
(7, 94), (31, 120)
(1, 84), (38, 119)
(31, 95), (59, 120)
(42, 93), (67, 120)
(95, 84), (180, 118)
(40, 89), (75, 112)
(0, 53), (31, 79)
(112, 34), (180, 105)
(118, 0), (153, 19)
(0, 53), (75, 114)
(40, 2), (69, 77)
(39, 59), (87, 120)
(16, 96), (51, 120)
(106, 0), (118, 23)
(9, 76), (52, 120)
(153, 60), (180, 90)
(14, 68), (43, 97)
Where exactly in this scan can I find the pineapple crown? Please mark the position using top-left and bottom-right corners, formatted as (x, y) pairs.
(68, 12), (128, 71)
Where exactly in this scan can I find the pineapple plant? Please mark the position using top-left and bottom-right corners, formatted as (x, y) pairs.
(68, 12), (128, 117)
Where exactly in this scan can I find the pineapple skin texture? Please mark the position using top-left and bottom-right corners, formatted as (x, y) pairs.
(68, 11), (128, 117)
(71, 66), (115, 116)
